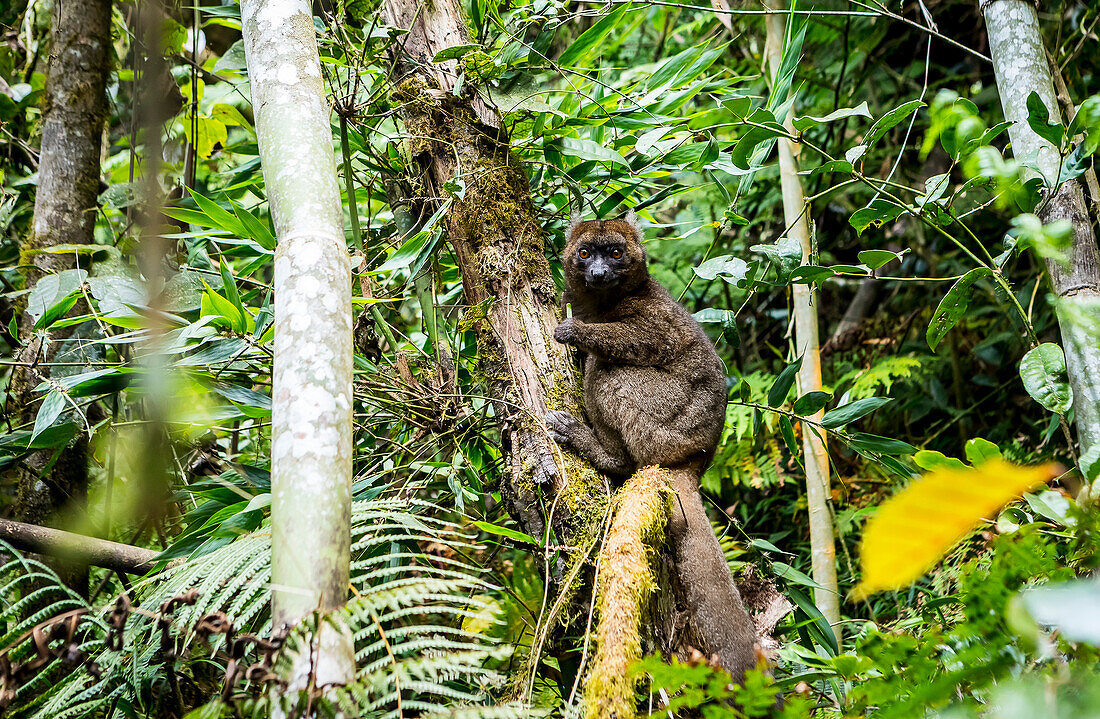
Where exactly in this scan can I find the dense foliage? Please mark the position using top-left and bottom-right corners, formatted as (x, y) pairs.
(1, 0), (1099, 716)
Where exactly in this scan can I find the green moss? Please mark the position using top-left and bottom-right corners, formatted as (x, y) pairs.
(583, 468), (673, 719)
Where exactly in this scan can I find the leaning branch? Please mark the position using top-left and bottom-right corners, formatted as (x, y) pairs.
(0, 519), (160, 575)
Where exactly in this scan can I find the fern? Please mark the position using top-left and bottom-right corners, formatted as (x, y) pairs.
(1, 499), (514, 718)
(834, 355), (929, 402)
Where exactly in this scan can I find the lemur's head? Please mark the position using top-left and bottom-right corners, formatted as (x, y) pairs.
(563, 210), (648, 294)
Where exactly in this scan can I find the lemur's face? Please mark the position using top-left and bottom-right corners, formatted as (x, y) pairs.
(564, 218), (647, 293)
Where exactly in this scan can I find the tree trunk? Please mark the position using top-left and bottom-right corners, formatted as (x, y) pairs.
(982, 0), (1100, 464)
(381, 0), (603, 558)
(765, 11), (841, 639)
(383, 0), (788, 708)
(241, 0), (355, 697)
(8, 0), (112, 595)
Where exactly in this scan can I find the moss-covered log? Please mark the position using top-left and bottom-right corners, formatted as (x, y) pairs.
(584, 467), (672, 719)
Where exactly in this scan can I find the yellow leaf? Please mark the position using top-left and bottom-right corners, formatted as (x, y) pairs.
(852, 459), (1057, 600)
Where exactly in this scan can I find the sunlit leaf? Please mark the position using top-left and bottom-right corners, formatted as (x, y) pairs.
(1019, 342), (1072, 414)
(853, 459), (1056, 599)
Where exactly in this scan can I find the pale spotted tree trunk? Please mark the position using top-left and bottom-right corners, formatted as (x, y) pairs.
(240, 0), (355, 702)
(983, 0), (1100, 467)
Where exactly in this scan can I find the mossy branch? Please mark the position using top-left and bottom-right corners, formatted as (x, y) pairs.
(583, 466), (673, 719)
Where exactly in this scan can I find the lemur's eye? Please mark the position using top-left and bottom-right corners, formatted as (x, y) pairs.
(610, 248), (623, 259)
(578, 248), (590, 259)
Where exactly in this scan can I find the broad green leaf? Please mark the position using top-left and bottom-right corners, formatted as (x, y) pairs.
(692, 255), (748, 283)
(849, 199), (906, 236)
(27, 269), (87, 328)
(750, 235), (801, 277)
(1024, 489), (1074, 527)
(730, 112), (787, 169)
(1019, 343), (1072, 414)
(865, 99), (924, 146)
(554, 137), (628, 166)
(432, 43), (480, 62)
(964, 437), (1002, 465)
(857, 249), (903, 270)
(556, 3), (631, 67)
(1025, 91), (1065, 148)
(821, 397), (892, 429)
(768, 356), (803, 408)
(913, 450), (967, 471)
(926, 267), (992, 351)
(792, 101), (871, 132)
(853, 459), (1056, 598)
(793, 391), (831, 416)
(30, 391), (66, 443)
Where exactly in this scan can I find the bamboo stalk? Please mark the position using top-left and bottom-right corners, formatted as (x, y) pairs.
(765, 10), (841, 640)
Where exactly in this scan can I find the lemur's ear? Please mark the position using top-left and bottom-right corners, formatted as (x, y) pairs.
(621, 208), (641, 240)
(566, 211), (584, 241)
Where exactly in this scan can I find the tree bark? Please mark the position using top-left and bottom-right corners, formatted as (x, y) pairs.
(241, 0), (355, 697)
(382, 0), (602, 557)
(7, 0), (112, 595)
(0, 518), (161, 575)
(982, 0), (1100, 463)
(765, 11), (841, 639)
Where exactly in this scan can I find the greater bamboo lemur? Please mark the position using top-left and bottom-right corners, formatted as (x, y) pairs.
(545, 211), (759, 682)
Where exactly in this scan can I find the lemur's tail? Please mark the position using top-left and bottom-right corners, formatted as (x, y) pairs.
(665, 465), (760, 683)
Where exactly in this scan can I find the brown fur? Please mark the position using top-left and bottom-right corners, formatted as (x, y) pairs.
(546, 213), (758, 682)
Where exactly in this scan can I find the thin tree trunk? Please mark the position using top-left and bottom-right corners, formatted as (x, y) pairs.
(765, 12), (841, 639)
(241, 0), (355, 696)
(8, 0), (112, 595)
(982, 0), (1100, 464)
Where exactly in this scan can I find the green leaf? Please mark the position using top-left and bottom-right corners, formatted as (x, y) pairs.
(857, 249), (903, 270)
(926, 267), (992, 351)
(866, 99), (924, 146)
(692, 255), (748, 283)
(793, 391), (831, 416)
(821, 397), (892, 429)
(431, 43), (480, 62)
(556, 3), (631, 67)
(751, 235), (802, 277)
(1019, 343), (1072, 414)
(554, 137), (628, 166)
(230, 201), (277, 251)
(846, 433), (917, 455)
(792, 101), (871, 132)
(778, 415), (799, 454)
(472, 520), (538, 546)
(768, 357), (803, 408)
(964, 437), (1002, 465)
(1025, 91), (1065, 148)
(27, 269), (87, 328)
(913, 450), (967, 471)
(849, 199), (906, 236)
(31, 391), (66, 443)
